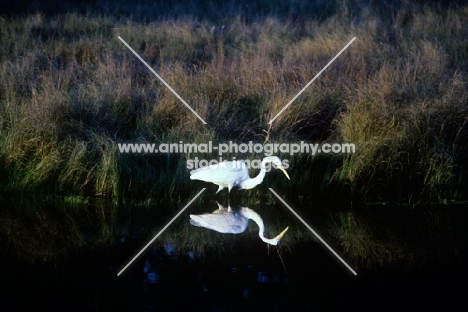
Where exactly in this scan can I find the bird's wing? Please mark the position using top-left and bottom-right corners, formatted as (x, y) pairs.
(189, 213), (248, 234)
(190, 161), (250, 186)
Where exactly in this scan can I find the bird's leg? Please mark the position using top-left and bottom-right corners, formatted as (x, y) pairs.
(228, 187), (243, 207)
(228, 192), (242, 209)
(216, 185), (225, 194)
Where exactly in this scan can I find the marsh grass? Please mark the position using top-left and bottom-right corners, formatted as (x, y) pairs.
(1, 0), (467, 205)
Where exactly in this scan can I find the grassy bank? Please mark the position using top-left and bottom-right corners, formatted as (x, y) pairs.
(0, 0), (467, 204)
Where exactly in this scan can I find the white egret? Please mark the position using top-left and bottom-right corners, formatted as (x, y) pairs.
(189, 156), (290, 194)
(189, 203), (289, 246)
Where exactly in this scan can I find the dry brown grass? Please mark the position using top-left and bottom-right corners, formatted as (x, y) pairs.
(0, 0), (467, 203)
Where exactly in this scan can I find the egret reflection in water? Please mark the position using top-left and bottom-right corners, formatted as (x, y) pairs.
(189, 203), (289, 245)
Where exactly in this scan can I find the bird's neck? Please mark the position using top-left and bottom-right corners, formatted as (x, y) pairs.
(241, 208), (273, 244)
(243, 168), (266, 189)
(241, 208), (286, 245)
(241, 160), (269, 190)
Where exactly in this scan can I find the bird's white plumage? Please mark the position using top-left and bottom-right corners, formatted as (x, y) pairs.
(190, 161), (249, 193)
(190, 211), (248, 233)
(189, 156), (290, 193)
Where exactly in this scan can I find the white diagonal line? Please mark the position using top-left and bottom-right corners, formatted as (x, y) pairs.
(118, 36), (207, 125)
(268, 37), (356, 124)
(269, 188), (357, 275)
(117, 188), (206, 276)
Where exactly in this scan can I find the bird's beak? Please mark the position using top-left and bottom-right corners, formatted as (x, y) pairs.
(274, 226), (289, 242)
(278, 166), (290, 180)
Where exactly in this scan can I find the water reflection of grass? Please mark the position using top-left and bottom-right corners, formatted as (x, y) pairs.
(330, 204), (467, 269)
(4, 197), (465, 270)
(331, 211), (409, 268)
(0, 198), (118, 262)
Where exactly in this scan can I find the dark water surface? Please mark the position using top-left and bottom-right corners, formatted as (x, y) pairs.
(1, 199), (467, 311)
